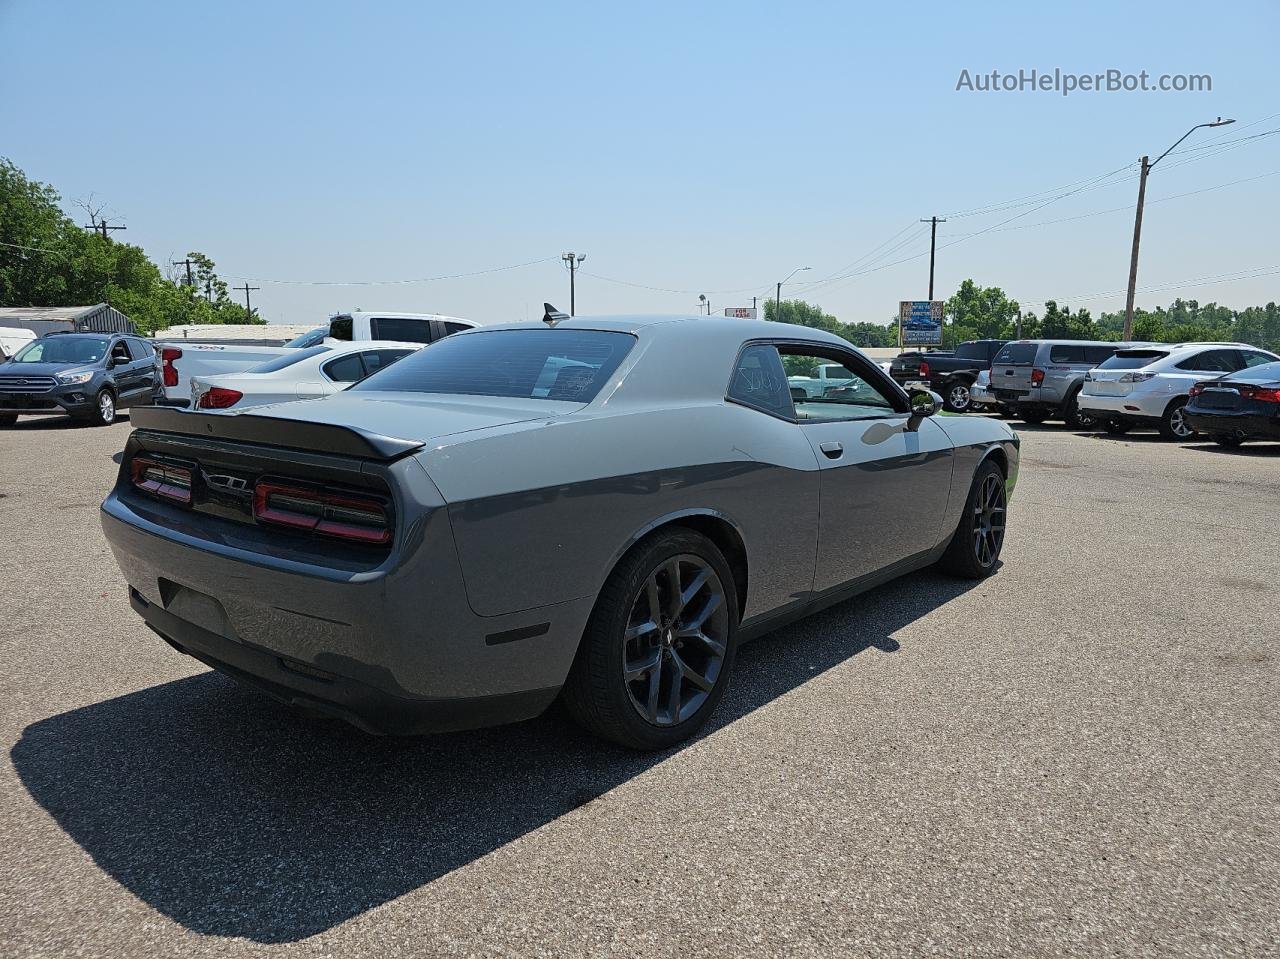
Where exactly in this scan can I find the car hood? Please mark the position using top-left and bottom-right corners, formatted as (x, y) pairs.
(231, 390), (585, 443)
(0, 362), (96, 378)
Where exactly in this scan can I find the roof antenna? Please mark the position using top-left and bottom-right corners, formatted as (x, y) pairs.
(542, 303), (570, 326)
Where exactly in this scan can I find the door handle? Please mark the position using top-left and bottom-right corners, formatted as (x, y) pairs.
(819, 441), (844, 459)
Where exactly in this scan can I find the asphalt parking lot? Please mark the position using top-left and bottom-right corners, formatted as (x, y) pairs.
(1, 415), (1277, 958)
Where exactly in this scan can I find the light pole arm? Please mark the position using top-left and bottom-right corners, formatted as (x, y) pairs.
(1149, 122), (1213, 170)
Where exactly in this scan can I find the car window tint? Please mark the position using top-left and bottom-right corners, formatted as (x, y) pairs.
(1177, 349), (1239, 373)
(110, 340), (132, 363)
(443, 322), (471, 335)
(728, 345), (794, 418)
(1242, 350), (1278, 368)
(249, 345), (331, 374)
(128, 337), (154, 358)
(1049, 345), (1086, 364)
(329, 316), (353, 341)
(360, 348), (413, 375)
(322, 353), (367, 383)
(994, 343), (1037, 365)
(782, 348), (899, 421)
(351, 329), (635, 403)
(369, 317), (433, 344)
(1098, 350), (1167, 370)
(1084, 346), (1116, 364)
(284, 328), (327, 348)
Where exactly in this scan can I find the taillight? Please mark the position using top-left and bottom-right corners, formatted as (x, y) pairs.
(1188, 383), (1206, 397)
(918, 360), (931, 377)
(130, 457), (193, 505)
(1030, 368), (1045, 386)
(161, 347), (182, 388)
(1120, 371), (1156, 383)
(1239, 385), (1280, 404)
(197, 387), (243, 409)
(253, 480), (392, 545)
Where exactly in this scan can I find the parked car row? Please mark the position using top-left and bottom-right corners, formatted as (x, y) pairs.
(961, 337), (1280, 447)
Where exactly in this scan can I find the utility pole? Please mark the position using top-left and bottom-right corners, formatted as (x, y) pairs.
(1123, 156), (1151, 340)
(236, 282), (260, 319)
(84, 219), (126, 242)
(561, 252), (586, 315)
(172, 258), (195, 287)
(920, 216), (946, 300)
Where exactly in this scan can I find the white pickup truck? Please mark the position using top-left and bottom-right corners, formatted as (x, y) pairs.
(156, 311), (474, 406)
(786, 362), (859, 398)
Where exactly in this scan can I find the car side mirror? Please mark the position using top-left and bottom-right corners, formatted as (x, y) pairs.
(906, 388), (942, 428)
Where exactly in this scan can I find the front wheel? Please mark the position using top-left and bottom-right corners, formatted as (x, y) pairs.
(942, 380), (972, 413)
(938, 459), (1007, 579)
(562, 529), (739, 750)
(1158, 398), (1194, 441)
(1064, 392), (1098, 429)
(1213, 433), (1244, 448)
(91, 389), (116, 427)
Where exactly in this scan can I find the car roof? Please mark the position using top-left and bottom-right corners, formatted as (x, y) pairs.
(472, 314), (853, 347)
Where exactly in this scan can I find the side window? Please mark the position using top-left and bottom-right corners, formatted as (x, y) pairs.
(443, 322), (471, 335)
(780, 347), (900, 422)
(1084, 346), (1115, 365)
(129, 337), (154, 359)
(1049, 345), (1086, 364)
(1242, 350), (1278, 368)
(359, 348), (413, 376)
(110, 340), (132, 364)
(329, 316), (353, 341)
(1177, 349), (1238, 373)
(727, 344), (794, 419)
(370, 317), (433, 344)
(321, 353), (367, 383)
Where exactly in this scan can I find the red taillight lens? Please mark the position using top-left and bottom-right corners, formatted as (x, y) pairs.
(130, 457), (193, 504)
(161, 347), (182, 388)
(1239, 385), (1280, 404)
(197, 387), (243, 409)
(1188, 383), (1206, 397)
(253, 480), (392, 544)
(1030, 368), (1045, 386)
(918, 360), (931, 377)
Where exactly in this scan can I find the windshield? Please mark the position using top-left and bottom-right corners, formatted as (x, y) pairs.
(11, 336), (108, 365)
(247, 345), (331, 373)
(352, 328), (636, 402)
(1098, 350), (1168, 370)
(283, 328), (327, 348)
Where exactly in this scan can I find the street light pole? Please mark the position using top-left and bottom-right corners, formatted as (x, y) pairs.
(1123, 117), (1234, 339)
(774, 265), (812, 321)
(561, 252), (586, 315)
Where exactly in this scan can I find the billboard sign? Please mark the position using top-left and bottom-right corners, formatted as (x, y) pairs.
(724, 307), (757, 319)
(899, 300), (944, 346)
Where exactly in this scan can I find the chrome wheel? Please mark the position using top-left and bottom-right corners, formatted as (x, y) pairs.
(98, 391), (115, 425)
(623, 554), (728, 727)
(947, 384), (971, 411)
(1169, 405), (1192, 438)
(973, 473), (1006, 567)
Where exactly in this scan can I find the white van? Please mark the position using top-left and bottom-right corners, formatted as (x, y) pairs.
(0, 327), (37, 362)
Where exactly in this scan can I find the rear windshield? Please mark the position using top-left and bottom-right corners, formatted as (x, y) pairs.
(954, 341), (991, 359)
(283, 328), (327, 349)
(248, 345), (331, 373)
(993, 343), (1037, 365)
(352, 329), (636, 402)
(1098, 350), (1168, 370)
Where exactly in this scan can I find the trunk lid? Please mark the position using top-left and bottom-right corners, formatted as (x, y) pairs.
(1083, 370), (1133, 397)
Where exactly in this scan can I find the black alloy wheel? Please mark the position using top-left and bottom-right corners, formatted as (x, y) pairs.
(938, 459), (1007, 579)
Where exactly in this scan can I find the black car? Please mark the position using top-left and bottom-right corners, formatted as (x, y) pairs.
(890, 339), (1007, 413)
(1184, 360), (1280, 447)
(0, 332), (161, 427)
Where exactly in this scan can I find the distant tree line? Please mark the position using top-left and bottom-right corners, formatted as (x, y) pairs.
(765, 277), (1280, 353)
(0, 158), (261, 334)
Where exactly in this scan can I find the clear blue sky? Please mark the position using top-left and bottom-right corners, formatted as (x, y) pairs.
(2, 0), (1277, 326)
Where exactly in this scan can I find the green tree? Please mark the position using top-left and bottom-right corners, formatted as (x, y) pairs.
(945, 279), (1021, 339)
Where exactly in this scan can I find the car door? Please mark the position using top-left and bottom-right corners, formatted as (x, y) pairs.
(126, 337), (159, 402)
(108, 339), (142, 403)
(772, 342), (954, 592)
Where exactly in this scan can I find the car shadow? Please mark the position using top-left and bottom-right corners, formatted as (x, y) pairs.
(12, 570), (982, 944)
(1181, 440), (1280, 457)
(4, 413), (131, 431)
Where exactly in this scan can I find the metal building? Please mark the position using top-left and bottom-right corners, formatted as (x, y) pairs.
(0, 303), (135, 336)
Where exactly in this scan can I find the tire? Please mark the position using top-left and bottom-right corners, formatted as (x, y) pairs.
(1213, 433), (1244, 448)
(1019, 409), (1049, 424)
(561, 528), (739, 750)
(91, 389), (117, 427)
(942, 380), (972, 414)
(1158, 397), (1195, 441)
(0, 413), (16, 428)
(1103, 418), (1131, 436)
(1064, 391), (1098, 430)
(938, 459), (1007, 579)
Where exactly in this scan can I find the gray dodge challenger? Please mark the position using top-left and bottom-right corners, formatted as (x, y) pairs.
(102, 313), (1019, 750)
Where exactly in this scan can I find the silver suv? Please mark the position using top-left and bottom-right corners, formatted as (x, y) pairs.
(989, 339), (1150, 427)
(1078, 342), (1279, 440)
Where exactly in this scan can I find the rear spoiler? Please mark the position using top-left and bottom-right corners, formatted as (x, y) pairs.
(129, 406), (425, 461)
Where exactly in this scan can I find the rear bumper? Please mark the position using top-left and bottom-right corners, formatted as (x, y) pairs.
(100, 481), (596, 735)
(1078, 391), (1169, 418)
(1184, 409), (1280, 440)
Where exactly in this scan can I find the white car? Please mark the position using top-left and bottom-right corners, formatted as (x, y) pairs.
(189, 341), (422, 411)
(0, 326), (36, 361)
(1079, 342), (1280, 439)
(969, 368), (998, 412)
